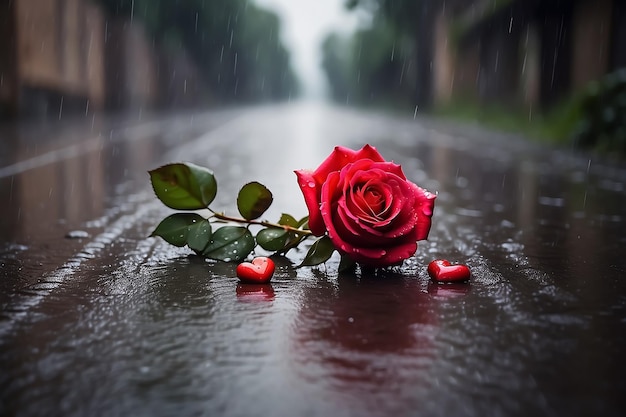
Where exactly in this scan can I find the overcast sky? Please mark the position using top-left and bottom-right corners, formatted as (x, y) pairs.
(253, 0), (363, 99)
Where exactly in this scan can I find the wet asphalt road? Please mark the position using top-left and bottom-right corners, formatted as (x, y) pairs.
(1, 101), (626, 417)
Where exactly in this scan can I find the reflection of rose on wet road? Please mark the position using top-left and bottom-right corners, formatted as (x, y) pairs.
(289, 270), (444, 414)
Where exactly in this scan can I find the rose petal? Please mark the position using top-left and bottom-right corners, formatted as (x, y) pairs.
(295, 169), (326, 236)
(413, 185), (436, 240)
(312, 145), (384, 184)
(320, 171), (343, 238)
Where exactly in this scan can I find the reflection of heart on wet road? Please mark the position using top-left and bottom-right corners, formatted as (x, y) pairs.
(236, 257), (275, 283)
(427, 259), (471, 283)
(236, 283), (275, 301)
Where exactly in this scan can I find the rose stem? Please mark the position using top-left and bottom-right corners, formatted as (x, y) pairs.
(209, 210), (313, 236)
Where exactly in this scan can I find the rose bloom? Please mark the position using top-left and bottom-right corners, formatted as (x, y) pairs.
(295, 144), (436, 267)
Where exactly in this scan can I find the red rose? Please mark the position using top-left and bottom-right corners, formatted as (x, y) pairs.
(295, 144), (436, 267)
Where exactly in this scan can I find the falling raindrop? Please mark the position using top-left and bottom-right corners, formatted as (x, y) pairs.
(495, 51), (499, 72)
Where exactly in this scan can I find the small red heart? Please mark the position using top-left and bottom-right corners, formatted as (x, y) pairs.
(236, 257), (275, 283)
(427, 259), (471, 283)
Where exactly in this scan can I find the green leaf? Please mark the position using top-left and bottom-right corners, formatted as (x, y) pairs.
(299, 235), (335, 267)
(256, 228), (290, 251)
(278, 213), (298, 227)
(150, 213), (205, 247)
(338, 254), (357, 273)
(149, 163), (217, 210)
(297, 216), (310, 230)
(187, 219), (212, 252)
(237, 182), (273, 220)
(202, 226), (254, 262)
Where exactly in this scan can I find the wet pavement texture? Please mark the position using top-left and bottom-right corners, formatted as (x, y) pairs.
(1, 102), (625, 417)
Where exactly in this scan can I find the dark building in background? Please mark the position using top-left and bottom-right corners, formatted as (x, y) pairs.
(0, 0), (218, 119)
(0, 0), (105, 119)
(434, 0), (626, 109)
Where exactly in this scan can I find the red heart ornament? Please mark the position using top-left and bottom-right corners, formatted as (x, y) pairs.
(427, 259), (471, 283)
(236, 257), (275, 283)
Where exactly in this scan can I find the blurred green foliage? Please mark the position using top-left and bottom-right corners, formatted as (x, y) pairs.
(322, 21), (415, 107)
(323, 0), (434, 108)
(96, 0), (299, 103)
(571, 69), (626, 154)
(434, 72), (626, 156)
(433, 98), (575, 145)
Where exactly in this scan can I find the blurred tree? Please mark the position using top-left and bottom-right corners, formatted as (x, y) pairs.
(321, 33), (352, 102)
(96, 0), (299, 104)
(322, 20), (414, 106)
(323, 0), (437, 108)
